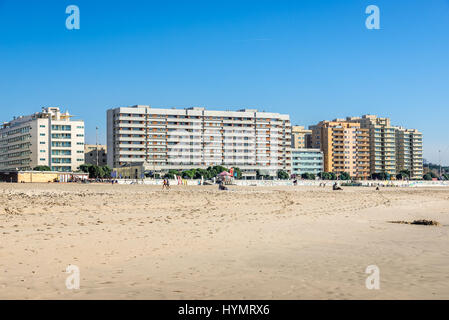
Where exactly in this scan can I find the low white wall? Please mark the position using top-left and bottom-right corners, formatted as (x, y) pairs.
(116, 179), (201, 186)
(234, 180), (294, 187)
(234, 180), (449, 188)
(115, 179), (449, 188)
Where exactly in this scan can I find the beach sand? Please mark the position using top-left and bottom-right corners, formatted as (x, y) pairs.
(0, 183), (448, 299)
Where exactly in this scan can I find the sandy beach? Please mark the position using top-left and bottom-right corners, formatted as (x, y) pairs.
(0, 183), (448, 300)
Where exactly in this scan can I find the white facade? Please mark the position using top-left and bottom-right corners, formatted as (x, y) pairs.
(291, 148), (323, 175)
(0, 107), (85, 172)
(395, 127), (423, 179)
(107, 105), (292, 175)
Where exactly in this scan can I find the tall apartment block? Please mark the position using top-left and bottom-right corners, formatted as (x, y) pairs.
(347, 115), (396, 176)
(309, 120), (370, 179)
(395, 127), (423, 179)
(107, 105), (292, 176)
(291, 126), (312, 149)
(0, 107), (85, 172)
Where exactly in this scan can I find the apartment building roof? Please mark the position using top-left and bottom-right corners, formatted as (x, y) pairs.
(109, 105), (291, 120)
(1, 107), (80, 129)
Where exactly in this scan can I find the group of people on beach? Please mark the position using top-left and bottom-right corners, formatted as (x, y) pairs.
(162, 179), (170, 190)
(161, 178), (228, 191)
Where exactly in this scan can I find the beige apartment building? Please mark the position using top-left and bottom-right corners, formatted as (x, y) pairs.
(107, 106), (292, 176)
(0, 107), (85, 172)
(395, 127), (423, 179)
(310, 120), (370, 179)
(347, 115), (396, 175)
(85, 144), (107, 166)
(313, 115), (424, 179)
(291, 126), (312, 149)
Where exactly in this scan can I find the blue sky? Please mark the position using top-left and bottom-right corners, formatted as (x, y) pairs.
(1, 0), (448, 164)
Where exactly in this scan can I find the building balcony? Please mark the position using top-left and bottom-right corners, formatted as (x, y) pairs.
(116, 116), (145, 121)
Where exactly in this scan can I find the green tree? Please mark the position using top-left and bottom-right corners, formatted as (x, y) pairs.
(401, 169), (410, 177)
(423, 173), (433, 181)
(277, 170), (290, 180)
(339, 172), (351, 180)
(193, 168), (207, 179)
(370, 172), (389, 180)
(89, 165), (101, 179)
(214, 165), (228, 175)
(396, 169), (410, 180)
(318, 172), (329, 180)
(301, 173), (315, 180)
(101, 166), (112, 178)
(33, 165), (51, 171)
(80, 164), (112, 179)
(330, 172), (337, 180)
(182, 169), (196, 179)
(79, 164), (92, 173)
(164, 169), (181, 179)
(319, 172), (337, 180)
(206, 165), (228, 178)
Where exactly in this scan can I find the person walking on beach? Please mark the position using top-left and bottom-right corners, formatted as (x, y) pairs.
(162, 179), (170, 190)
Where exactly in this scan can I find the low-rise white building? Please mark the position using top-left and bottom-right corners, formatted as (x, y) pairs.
(0, 107), (85, 172)
(291, 148), (323, 176)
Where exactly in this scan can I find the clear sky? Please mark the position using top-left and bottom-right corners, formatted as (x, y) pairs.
(1, 0), (448, 164)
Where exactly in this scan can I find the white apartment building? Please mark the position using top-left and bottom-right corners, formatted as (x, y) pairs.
(0, 107), (85, 172)
(107, 105), (292, 175)
(395, 127), (423, 179)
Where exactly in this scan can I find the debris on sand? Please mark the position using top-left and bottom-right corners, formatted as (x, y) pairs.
(411, 220), (440, 226)
(389, 219), (440, 226)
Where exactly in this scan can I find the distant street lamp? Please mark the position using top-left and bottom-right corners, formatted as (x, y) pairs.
(96, 126), (99, 166)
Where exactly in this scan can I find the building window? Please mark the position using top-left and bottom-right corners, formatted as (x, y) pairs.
(51, 125), (71, 131)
